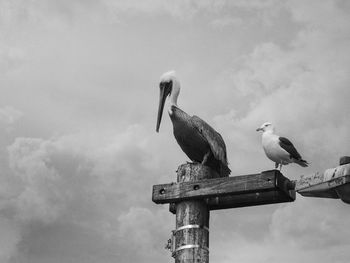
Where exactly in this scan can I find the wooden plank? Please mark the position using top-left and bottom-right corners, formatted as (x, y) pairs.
(336, 183), (350, 204)
(153, 170), (293, 204)
(296, 163), (350, 191)
(339, 156), (350, 165)
(207, 188), (295, 211)
(169, 186), (295, 214)
(297, 175), (350, 194)
(296, 161), (350, 203)
(298, 189), (339, 199)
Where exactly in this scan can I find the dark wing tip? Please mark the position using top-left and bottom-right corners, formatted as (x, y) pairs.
(279, 136), (303, 160)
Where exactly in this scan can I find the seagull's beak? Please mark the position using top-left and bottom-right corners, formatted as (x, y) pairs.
(256, 127), (263, 132)
(156, 83), (171, 132)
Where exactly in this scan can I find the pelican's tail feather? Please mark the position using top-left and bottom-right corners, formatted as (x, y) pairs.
(294, 159), (309, 167)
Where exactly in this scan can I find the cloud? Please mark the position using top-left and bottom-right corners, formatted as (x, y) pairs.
(206, 1), (350, 262)
(0, 218), (21, 262)
(104, 0), (227, 18)
(270, 199), (350, 250)
(0, 45), (26, 74)
(210, 17), (244, 28)
(209, 199), (350, 263)
(0, 1), (349, 263)
(0, 0), (285, 27)
(212, 0), (350, 174)
(0, 106), (23, 125)
(0, 125), (172, 262)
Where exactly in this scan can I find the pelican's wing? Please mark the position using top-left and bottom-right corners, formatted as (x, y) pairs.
(190, 115), (228, 165)
(279, 137), (302, 160)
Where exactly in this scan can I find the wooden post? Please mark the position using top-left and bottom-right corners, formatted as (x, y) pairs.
(152, 166), (296, 262)
(152, 157), (350, 262)
(173, 163), (221, 263)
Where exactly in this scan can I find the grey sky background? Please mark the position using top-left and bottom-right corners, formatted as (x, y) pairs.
(0, 0), (350, 262)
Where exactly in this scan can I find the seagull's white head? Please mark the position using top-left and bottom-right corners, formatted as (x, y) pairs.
(256, 122), (275, 133)
(156, 70), (181, 132)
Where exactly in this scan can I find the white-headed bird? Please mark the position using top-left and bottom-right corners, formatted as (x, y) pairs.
(256, 122), (308, 170)
(156, 71), (230, 177)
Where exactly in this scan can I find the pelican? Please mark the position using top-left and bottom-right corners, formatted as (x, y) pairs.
(156, 71), (230, 177)
(256, 122), (308, 170)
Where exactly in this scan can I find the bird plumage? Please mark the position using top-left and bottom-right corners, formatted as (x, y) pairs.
(156, 71), (230, 177)
(170, 106), (230, 176)
(257, 122), (308, 169)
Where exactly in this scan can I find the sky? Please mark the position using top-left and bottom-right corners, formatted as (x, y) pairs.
(0, 0), (350, 262)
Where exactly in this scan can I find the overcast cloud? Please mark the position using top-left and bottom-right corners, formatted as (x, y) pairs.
(0, 0), (350, 262)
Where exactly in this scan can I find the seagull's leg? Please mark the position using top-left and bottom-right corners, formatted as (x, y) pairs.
(275, 162), (279, 169)
(202, 151), (211, 165)
(279, 163), (283, 171)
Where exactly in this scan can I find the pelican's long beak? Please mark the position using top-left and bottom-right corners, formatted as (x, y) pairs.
(156, 83), (171, 132)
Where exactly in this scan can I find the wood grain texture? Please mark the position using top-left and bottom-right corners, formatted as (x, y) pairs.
(168, 173), (295, 214)
(173, 163), (211, 263)
(153, 170), (291, 204)
(340, 156), (350, 165)
(206, 190), (295, 211)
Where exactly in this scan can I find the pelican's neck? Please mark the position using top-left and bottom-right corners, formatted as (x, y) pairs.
(168, 78), (180, 114)
(169, 93), (178, 107)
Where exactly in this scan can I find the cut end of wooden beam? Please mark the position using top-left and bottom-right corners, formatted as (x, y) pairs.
(340, 156), (350, 165)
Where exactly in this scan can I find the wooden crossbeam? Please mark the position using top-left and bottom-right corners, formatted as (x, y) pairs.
(152, 170), (295, 207)
(206, 188), (294, 210)
(296, 162), (350, 204)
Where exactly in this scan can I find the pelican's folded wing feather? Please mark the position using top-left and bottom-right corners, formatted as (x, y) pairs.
(190, 115), (228, 165)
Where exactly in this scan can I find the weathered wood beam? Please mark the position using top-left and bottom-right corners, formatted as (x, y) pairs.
(169, 190), (295, 214)
(296, 158), (350, 204)
(206, 187), (295, 211)
(152, 170), (295, 205)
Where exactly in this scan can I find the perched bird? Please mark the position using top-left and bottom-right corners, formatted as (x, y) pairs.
(256, 122), (308, 170)
(156, 71), (230, 177)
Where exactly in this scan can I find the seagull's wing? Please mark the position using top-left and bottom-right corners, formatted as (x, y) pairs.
(278, 137), (302, 160)
(190, 115), (228, 165)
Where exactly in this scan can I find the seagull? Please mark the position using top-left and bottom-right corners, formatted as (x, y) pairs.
(256, 122), (308, 170)
(156, 71), (230, 177)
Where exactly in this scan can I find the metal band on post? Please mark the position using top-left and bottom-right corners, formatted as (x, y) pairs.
(174, 244), (209, 254)
(171, 224), (209, 257)
(174, 224), (209, 233)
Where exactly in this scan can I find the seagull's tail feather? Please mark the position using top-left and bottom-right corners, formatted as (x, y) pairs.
(294, 159), (309, 167)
